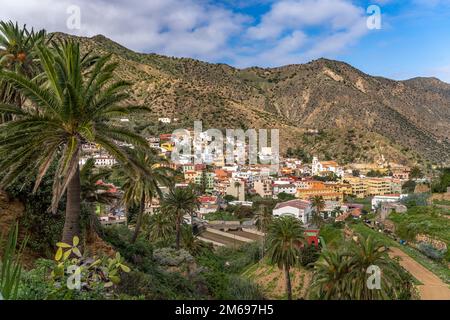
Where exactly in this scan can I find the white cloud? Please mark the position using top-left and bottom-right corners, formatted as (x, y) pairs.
(0, 0), (370, 67)
(235, 0), (368, 67)
(0, 0), (247, 61)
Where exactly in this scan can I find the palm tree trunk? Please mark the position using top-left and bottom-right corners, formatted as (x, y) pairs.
(131, 195), (145, 243)
(261, 234), (266, 259)
(175, 213), (181, 250)
(62, 165), (81, 244)
(284, 265), (292, 300)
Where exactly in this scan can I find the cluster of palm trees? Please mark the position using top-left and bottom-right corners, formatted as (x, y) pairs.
(263, 212), (409, 300)
(310, 235), (411, 300)
(0, 21), (198, 250)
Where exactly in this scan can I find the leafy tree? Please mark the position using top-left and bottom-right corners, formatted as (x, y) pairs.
(298, 244), (320, 268)
(266, 215), (305, 300)
(366, 170), (384, 177)
(432, 168), (450, 193)
(161, 187), (199, 250)
(402, 180), (416, 194)
(0, 40), (149, 244)
(277, 192), (296, 201)
(223, 194), (236, 202)
(410, 166), (423, 179)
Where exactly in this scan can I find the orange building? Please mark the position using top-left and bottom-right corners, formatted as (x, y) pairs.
(296, 181), (344, 202)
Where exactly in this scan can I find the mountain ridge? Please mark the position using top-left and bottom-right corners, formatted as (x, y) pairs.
(52, 32), (450, 167)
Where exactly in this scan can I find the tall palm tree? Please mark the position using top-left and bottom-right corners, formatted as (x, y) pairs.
(117, 148), (174, 243)
(255, 204), (272, 257)
(0, 40), (150, 244)
(0, 21), (46, 122)
(311, 195), (326, 228)
(161, 187), (199, 250)
(266, 215), (304, 300)
(234, 181), (241, 200)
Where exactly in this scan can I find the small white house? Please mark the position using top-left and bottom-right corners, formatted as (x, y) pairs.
(158, 117), (171, 124)
(273, 199), (312, 225)
(371, 194), (407, 210)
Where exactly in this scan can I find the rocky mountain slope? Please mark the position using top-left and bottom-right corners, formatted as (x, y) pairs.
(53, 33), (450, 166)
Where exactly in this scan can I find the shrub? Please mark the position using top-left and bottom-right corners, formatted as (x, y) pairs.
(153, 248), (194, 267)
(298, 245), (320, 268)
(226, 275), (265, 300)
(417, 242), (446, 261)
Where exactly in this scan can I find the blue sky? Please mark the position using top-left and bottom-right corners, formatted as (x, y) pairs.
(2, 0), (450, 81)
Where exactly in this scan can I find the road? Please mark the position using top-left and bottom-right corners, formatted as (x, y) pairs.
(227, 230), (263, 241)
(200, 230), (247, 247)
(389, 247), (450, 300)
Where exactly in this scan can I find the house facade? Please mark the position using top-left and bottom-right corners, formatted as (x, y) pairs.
(273, 199), (312, 225)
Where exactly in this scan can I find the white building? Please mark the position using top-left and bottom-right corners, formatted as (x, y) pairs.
(371, 194), (408, 210)
(273, 183), (297, 196)
(80, 155), (117, 168)
(273, 199), (312, 225)
(312, 156), (344, 177)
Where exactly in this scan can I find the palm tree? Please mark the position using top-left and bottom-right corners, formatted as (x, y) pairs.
(266, 215), (304, 300)
(143, 210), (175, 243)
(181, 225), (211, 256)
(0, 40), (150, 244)
(234, 181), (241, 200)
(346, 234), (403, 300)
(80, 158), (119, 205)
(309, 249), (353, 300)
(79, 158), (120, 241)
(311, 195), (325, 228)
(310, 234), (409, 300)
(0, 21), (46, 122)
(117, 148), (174, 243)
(255, 204), (272, 257)
(161, 187), (199, 250)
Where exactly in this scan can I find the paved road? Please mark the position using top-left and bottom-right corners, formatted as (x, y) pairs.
(389, 247), (450, 300)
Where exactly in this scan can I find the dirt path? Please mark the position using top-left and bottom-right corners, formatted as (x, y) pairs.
(389, 247), (450, 300)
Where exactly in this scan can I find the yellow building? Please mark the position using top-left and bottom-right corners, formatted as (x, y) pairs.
(325, 182), (353, 196)
(346, 177), (368, 199)
(366, 178), (392, 196)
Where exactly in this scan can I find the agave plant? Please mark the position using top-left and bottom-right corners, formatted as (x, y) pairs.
(0, 222), (28, 300)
